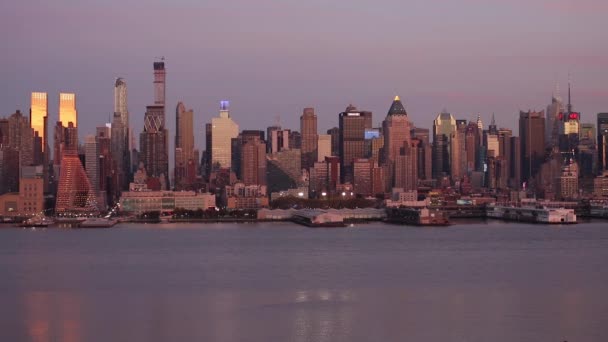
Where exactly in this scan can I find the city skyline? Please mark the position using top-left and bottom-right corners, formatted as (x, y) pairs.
(2, 0), (607, 150)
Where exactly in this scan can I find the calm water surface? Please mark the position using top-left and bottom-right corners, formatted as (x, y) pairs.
(1, 220), (607, 342)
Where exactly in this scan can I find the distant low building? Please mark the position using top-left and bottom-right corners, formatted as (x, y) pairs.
(119, 191), (215, 214)
(593, 171), (608, 198)
(223, 183), (268, 209)
(270, 187), (309, 201)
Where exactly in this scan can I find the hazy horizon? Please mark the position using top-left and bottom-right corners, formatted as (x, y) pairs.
(2, 0), (607, 151)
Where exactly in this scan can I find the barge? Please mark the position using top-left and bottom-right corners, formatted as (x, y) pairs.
(487, 205), (577, 224)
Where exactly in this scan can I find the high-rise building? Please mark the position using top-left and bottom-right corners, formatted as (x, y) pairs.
(510, 136), (521, 189)
(317, 134), (332, 162)
(353, 158), (373, 196)
(175, 102), (195, 189)
(432, 111), (456, 180)
(558, 82), (580, 153)
(451, 119), (467, 182)
(140, 105), (169, 189)
(19, 171), (44, 217)
(412, 127), (432, 180)
(519, 110), (545, 185)
(546, 84), (563, 147)
(140, 61), (169, 189)
(267, 149), (302, 193)
(339, 104), (372, 183)
(300, 107), (318, 170)
(112, 78), (131, 191)
(55, 150), (99, 215)
(59, 93), (77, 127)
(465, 122), (480, 173)
(210, 101), (239, 170)
(8, 110), (34, 174)
(240, 135), (267, 186)
(310, 156), (341, 197)
(485, 114), (499, 157)
(154, 61), (166, 108)
(96, 126), (114, 208)
(203, 122), (213, 177)
(382, 96), (416, 190)
(327, 127), (340, 157)
(597, 113), (608, 173)
(0, 118), (9, 147)
(557, 158), (579, 200)
(30, 92), (48, 156)
(267, 126), (290, 153)
(85, 135), (99, 196)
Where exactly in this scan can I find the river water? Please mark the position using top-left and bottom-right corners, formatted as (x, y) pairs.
(1, 220), (607, 341)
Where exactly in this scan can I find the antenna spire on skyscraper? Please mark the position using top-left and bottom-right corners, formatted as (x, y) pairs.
(567, 72), (573, 113)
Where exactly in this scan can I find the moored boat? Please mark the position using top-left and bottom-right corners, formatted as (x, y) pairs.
(18, 217), (54, 228)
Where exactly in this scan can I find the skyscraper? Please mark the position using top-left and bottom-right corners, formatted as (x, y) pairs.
(519, 110), (546, 185)
(557, 82), (580, 153)
(140, 61), (169, 189)
(432, 111), (456, 179)
(59, 93), (77, 127)
(382, 96), (416, 190)
(339, 104), (372, 183)
(451, 119), (467, 182)
(112, 78), (131, 191)
(85, 135), (99, 195)
(154, 61), (166, 107)
(30, 92), (47, 153)
(597, 113), (608, 173)
(240, 135), (267, 186)
(327, 127), (340, 157)
(55, 150), (99, 215)
(317, 134), (332, 162)
(140, 105), (169, 189)
(210, 101), (239, 170)
(175, 102), (195, 189)
(8, 110), (34, 173)
(411, 127), (432, 180)
(546, 84), (563, 147)
(300, 107), (318, 170)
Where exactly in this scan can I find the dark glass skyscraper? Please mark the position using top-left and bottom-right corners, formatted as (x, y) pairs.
(300, 107), (318, 171)
(597, 113), (608, 173)
(519, 110), (545, 186)
(339, 104), (372, 183)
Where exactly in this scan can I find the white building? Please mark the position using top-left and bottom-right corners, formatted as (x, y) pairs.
(119, 191), (216, 214)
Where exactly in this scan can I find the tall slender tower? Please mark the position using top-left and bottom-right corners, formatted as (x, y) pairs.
(112, 78), (131, 191)
(175, 102), (195, 189)
(140, 61), (169, 189)
(30, 92), (49, 192)
(300, 107), (318, 171)
(154, 60), (166, 107)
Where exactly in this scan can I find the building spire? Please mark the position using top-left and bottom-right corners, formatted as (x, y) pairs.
(567, 73), (573, 113)
(491, 112), (496, 126)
